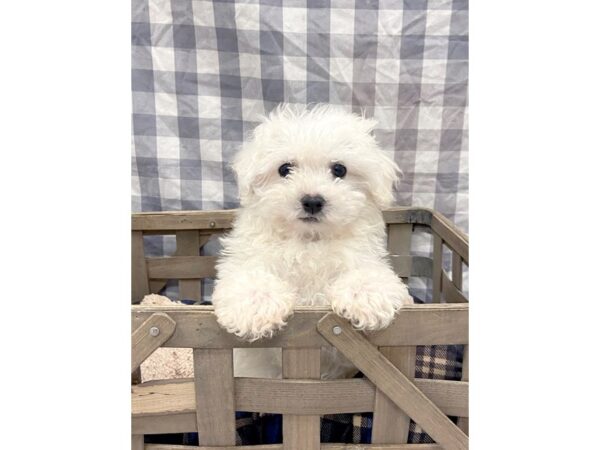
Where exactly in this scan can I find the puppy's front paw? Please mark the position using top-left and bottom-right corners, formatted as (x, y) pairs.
(216, 291), (293, 341)
(213, 271), (297, 341)
(328, 268), (412, 331)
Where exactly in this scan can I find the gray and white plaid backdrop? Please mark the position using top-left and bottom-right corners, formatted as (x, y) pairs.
(132, 0), (468, 299)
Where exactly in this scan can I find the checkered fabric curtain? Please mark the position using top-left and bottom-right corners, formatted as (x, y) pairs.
(132, 0), (468, 225)
(132, 0), (468, 299)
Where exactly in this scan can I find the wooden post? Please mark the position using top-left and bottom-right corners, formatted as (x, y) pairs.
(452, 252), (463, 292)
(457, 345), (469, 435)
(432, 234), (443, 303)
(387, 223), (412, 282)
(193, 349), (236, 445)
(282, 348), (321, 450)
(132, 231), (150, 304)
(373, 223), (417, 443)
(372, 347), (416, 443)
(454, 249), (469, 433)
(176, 231), (201, 302)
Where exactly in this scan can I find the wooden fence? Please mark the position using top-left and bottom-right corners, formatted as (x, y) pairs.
(131, 207), (469, 449)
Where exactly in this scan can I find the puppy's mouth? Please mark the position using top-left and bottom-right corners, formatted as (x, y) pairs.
(299, 216), (321, 223)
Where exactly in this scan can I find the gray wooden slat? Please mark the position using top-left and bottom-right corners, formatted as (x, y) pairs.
(132, 304), (468, 348)
(132, 377), (468, 418)
(457, 345), (469, 435)
(132, 207), (433, 231)
(378, 224), (414, 444)
(387, 223), (412, 284)
(236, 377), (375, 414)
(387, 223), (412, 254)
(133, 412), (197, 435)
(131, 313), (176, 373)
(382, 208), (433, 226)
(176, 231), (201, 302)
(146, 256), (218, 280)
(452, 252), (463, 291)
(282, 348), (321, 450)
(133, 210), (235, 231)
(193, 349), (236, 445)
(377, 197), (413, 432)
(132, 231), (150, 304)
(432, 234), (443, 303)
(371, 346), (415, 443)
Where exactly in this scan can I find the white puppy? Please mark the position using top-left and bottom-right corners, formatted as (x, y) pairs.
(212, 104), (412, 375)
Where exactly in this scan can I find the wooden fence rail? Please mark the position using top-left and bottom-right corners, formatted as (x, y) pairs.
(131, 304), (468, 349)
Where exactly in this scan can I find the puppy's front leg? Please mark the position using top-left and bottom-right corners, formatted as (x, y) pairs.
(212, 269), (297, 342)
(327, 263), (413, 331)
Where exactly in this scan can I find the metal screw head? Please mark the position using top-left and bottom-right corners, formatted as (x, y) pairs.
(209, 221), (216, 228)
(149, 326), (160, 337)
(332, 326), (342, 335)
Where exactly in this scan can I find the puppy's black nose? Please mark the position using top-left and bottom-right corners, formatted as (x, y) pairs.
(301, 195), (325, 215)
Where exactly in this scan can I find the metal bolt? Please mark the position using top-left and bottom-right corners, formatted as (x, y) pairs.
(209, 221), (216, 228)
(149, 326), (160, 337)
(332, 326), (342, 335)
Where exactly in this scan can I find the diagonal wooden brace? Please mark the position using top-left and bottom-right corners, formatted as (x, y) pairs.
(317, 313), (468, 450)
(131, 312), (176, 373)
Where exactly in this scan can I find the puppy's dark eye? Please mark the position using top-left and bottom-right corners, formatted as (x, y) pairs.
(278, 162), (293, 177)
(331, 163), (347, 178)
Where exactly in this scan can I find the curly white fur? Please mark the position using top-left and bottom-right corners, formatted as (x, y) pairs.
(212, 104), (413, 376)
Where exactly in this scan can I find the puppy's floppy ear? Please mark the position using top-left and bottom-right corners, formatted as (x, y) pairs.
(232, 123), (268, 205)
(356, 117), (401, 209)
(232, 143), (256, 204)
(352, 115), (401, 209)
(367, 146), (402, 209)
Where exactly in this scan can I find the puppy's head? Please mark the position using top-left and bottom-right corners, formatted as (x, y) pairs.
(233, 104), (401, 236)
